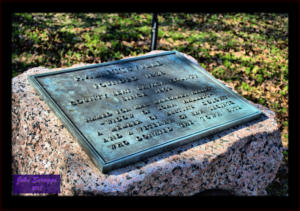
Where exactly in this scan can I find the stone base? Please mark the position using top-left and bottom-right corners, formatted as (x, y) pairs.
(12, 52), (283, 196)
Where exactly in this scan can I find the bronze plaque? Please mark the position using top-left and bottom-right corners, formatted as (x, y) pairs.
(28, 51), (262, 173)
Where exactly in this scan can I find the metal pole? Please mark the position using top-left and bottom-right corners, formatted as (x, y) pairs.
(150, 13), (158, 51)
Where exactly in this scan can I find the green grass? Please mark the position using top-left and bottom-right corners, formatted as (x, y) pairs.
(11, 12), (288, 196)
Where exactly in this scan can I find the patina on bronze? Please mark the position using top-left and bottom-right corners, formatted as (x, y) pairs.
(28, 51), (262, 173)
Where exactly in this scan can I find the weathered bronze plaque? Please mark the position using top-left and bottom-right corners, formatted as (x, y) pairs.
(29, 51), (262, 173)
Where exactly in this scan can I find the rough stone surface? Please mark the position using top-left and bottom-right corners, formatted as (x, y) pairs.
(11, 51), (283, 196)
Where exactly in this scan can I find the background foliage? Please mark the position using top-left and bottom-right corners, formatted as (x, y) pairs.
(11, 13), (288, 196)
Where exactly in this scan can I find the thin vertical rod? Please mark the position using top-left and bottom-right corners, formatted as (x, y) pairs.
(150, 13), (158, 51)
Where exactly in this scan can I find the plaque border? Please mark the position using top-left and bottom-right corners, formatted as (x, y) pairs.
(28, 51), (262, 173)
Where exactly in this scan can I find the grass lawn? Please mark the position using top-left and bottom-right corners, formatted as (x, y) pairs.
(11, 13), (288, 196)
